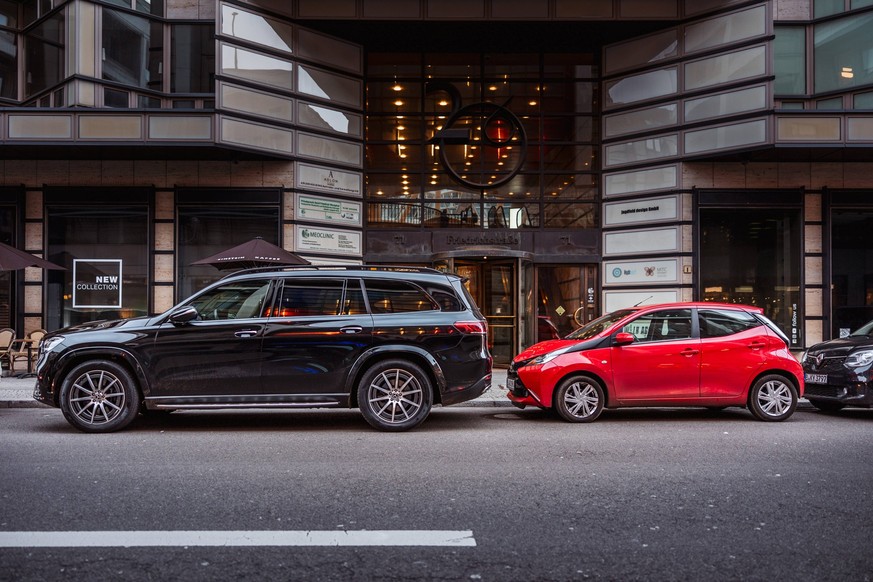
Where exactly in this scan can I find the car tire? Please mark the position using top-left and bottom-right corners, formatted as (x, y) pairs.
(358, 359), (433, 432)
(748, 374), (797, 422)
(553, 375), (604, 423)
(808, 399), (845, 413)
(59, 360), (140, 433)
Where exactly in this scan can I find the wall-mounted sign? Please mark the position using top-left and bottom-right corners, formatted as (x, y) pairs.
(603, 226), (679, 256)
(604, 258), (679, 286)
(603, 195), (679, 227)
(294, 162), (363, 197)
(73, 259), (122, 309)
(603, 289), (679, 313)
(294, 192), (361, 227)
(294, 225), (362, 256)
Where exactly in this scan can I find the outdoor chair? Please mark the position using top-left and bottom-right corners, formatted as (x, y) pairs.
(0, 327), (15, 375)
(9, 328), (46, 375)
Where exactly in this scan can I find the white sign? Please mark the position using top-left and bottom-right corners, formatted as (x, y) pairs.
(73, 259), (123, 309)
(295, 225), (362, 256)
(603, 226), (679, 256)
(603, 289), (679, 313)
(294, 162), (363, 197)
(295, 192), (361, 227)
(603, 195), (679, 227)
(604, 258), (679, 285)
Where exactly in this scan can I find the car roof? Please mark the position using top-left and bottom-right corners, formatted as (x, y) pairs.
(223, 265), (462, 283)
(622, 302), (764, 314)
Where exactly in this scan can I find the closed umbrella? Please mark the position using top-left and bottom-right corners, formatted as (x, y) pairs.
(191, 237), (310, 271)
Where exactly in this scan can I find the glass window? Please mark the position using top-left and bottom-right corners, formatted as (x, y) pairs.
(172, 24), (215, 93)
(700, 207), (801, 346)
(297, 64), (361, 108)
(24, 12), (64, 98)
(364, 279), (438, 313)
(684, 6), (767, 55)
(831, 209), (873, 336)
(220, 82), (294, 123)
(684, 86), (767, 123)
(220, 4), (292, 55)
(177, 204), (280, 300)
(604, 68), (677, 108)
(102, 10), (162, 90)
(0, 30), (17, 100)
(684, 46), (766, 92)
(189, 279), (272, 320)
(46, 203), (149, 330)
(0, 0), (19, 27)
(604, 134), (678, 167)
(698, 309), (761, 338)
(220, 43), (292, 91)
(621, 309), (693, 343)
(817, 97), (844, 109)
(298, 102), (362, 137)
(603, 29), (677, 74)
(604, 104), (677, 138)
(272, 279), (343, 317)
(814, 0), (844, 18)
(774, 27), (806, 95)
(854, 91), (873, 108)
(684, 119), (767, 154)
(814, 12), (873, 93)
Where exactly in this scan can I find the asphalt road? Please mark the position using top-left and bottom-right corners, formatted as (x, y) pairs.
(1, 405), (871, 581)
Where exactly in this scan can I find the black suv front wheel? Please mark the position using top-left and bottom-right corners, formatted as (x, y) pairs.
(358, 359), (433, 431)
(59, 360), (140, 433)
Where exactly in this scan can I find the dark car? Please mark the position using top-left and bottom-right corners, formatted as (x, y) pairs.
(34, 266), (491, 432)
(507, 302), (803, 423)
(801, 320), (873, 412)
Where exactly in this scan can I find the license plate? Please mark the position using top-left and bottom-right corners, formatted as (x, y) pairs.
(805, 373), (827, 384)
(506, 376), (515, 390)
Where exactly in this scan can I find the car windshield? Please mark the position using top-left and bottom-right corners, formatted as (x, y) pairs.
(850, 320), (873, 337)
(566, 309), (636, 341)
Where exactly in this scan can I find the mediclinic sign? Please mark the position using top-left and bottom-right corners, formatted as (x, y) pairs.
(73, 259), (122, 308)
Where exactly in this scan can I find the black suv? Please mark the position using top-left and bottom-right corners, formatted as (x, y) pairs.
(801, 319), (873, 412)
(34, 266), (491, 432)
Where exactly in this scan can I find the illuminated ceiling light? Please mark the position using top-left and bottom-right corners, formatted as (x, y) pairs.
(488, 85), (498, 91)
(376, 189), (384, 195)
(497, 162), (504, 166)
(394, 100), (404, 106)
(430, 181), (437, 185)
(431, 174), (438, 179)
(529, 100), (537, 106)
(402, 174), (408, 178)
(392, 83), (403, 91)
(438, 99), (449, 106)
(841, 66), (854, 79)
(402, 180), (409, 185)
(397, 125), (405, 130)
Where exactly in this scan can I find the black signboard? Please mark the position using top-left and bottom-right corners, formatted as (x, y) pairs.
(73, 259), (123, 309)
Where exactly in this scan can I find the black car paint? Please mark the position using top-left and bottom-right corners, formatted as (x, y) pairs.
(803, 334), (873, 408)
(34, 268), (491, 420)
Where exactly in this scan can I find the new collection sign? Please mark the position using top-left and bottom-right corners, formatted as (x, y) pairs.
(73, 259), (122, 309)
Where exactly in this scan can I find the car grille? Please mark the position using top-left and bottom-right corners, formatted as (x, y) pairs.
(805, 354), (847, 373)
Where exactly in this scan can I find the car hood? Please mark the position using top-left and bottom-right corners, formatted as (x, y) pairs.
(807, 335), (873, 356)
(56, 315), (157, 335)
(513, 336), (609, 364)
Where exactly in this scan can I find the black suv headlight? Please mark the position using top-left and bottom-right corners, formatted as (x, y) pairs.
(39, 335), (65, 356)
(846, 349), (873, 368)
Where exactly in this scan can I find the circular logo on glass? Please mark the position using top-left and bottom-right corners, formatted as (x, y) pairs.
(612, 268), (623, 278)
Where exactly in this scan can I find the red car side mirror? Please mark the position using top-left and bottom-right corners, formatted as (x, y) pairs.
(614, 332), (636, 346)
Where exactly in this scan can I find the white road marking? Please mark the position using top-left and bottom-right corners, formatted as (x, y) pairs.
(0, 530), (476, 548)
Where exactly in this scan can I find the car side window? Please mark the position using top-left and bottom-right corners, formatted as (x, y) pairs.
(621, 309), (693, 343)
(190, 279), (272, 321)
(272, 279), (344, 317)
(698, 308), (761, 338)
(364, 279), (439, 314)
(342, 280), (368, 315)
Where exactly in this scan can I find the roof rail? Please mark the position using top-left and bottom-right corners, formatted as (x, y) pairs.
(220, 264), (447, 279)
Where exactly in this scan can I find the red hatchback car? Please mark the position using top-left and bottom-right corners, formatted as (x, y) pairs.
(507, 303), (804, 422)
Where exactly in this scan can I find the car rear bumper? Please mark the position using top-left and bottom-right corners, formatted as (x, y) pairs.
(440, 373), (491, 406)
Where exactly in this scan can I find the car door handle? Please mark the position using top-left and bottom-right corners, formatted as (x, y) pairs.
(747, 341), (766, 350)
(234, 330), (259, 338)
(680, 348), (699, 357)
(340, 326), (363, 334)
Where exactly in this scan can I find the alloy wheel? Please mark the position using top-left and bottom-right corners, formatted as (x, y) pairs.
(755, 379), (794, 418)
(67, 370), (127, 426)
(366, 368), (424, 425)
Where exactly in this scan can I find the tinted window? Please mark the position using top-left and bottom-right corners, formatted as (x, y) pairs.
(699, 308), (761, 338)
(273, 279), (343, 317)
(621, 309), (693, 343)
(364, 279), (438, 314)
(343, 280), (367, 315)
(190, 279), (271, 320)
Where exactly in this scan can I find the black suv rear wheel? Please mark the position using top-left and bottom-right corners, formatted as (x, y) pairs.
(358, 359), (433, 431)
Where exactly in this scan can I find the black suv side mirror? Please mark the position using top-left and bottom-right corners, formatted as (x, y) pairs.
(168, 305), (198, 325)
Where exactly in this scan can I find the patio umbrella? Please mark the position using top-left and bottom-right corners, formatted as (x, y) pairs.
(0, 241), (65, 271)
(191, 237), (310, 271)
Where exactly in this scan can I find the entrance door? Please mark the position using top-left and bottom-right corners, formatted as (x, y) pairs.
(456, 260), (517, 367)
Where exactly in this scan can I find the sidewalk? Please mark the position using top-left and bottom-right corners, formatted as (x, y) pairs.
(0, 370), (513, 408)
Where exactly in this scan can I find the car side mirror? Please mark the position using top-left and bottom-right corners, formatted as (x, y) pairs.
(168, 305), (198, 325)
(614, 332), (636, 346)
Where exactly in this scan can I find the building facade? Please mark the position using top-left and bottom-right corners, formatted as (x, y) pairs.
(0, 0), (871, 365)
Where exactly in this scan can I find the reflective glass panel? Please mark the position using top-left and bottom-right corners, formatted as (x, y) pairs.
(24, 13), (64, 98)
(684, 5), (766, 54)
(297, 65), (361, 108)
(684, 46), (766, 91)
(220, 4), (293, 55)
(604, 29), (677, 74)
(0, 30), (16, 99)
(814, 12), (873, 93)
(604, 104), (677, 138)
(103, 10), (162, 90)
(831, 209), (873, 335)
(173, 24), (215, 93)
(298, 102), (361, 137)
(543, 202), (597, 228)
(604, 68), (677, 108)
(220, 44), (293, 91)
(775, 27), (806, 95)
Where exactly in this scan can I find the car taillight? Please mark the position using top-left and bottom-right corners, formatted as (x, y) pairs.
(454, 321), (487, 334)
